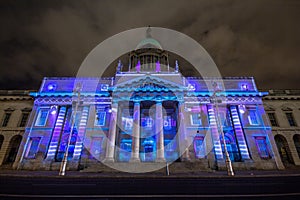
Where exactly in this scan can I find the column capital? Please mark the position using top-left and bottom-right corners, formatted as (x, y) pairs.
(133, 101), (140, 105)
(156, 101), (163, 105)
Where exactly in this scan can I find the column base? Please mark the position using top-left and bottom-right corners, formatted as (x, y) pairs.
(103, 157), (115, 163)
(129, 157), (141, 163)
(155, 157), (166, 163)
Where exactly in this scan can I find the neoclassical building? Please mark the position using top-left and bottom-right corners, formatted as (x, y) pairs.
(1, 36), (299, 172)
(0, 90), (33, 168)
(263, 90), (300, 167)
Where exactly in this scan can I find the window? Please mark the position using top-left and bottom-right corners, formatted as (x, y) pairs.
(95, 111), (106, 126)
(2, 113), (11, 127)
(267, 113), (279, 127)
(25, 137), (41, 158)
(255, 137), (270, 159)
(90, 137), (103, 159)
(35, 109), (49, 126)
(248, 110), (259, 125)
(286, 113), (297, 127)
(194, 136), (205, 158)
(19, 113), (29, 127)
(191, 113), (201, 125)
(218, 111), (231, 127)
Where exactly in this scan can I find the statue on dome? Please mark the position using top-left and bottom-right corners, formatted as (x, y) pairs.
(175, 60), (179, 72)
(116, 60), (123, 73)
(155, 60), (161, 73)
(136, 60), (141, 72)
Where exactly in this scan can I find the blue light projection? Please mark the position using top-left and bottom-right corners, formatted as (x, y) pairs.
(24, 73), (275, 169)
(46, 107), (66, 159)
(230, 105), (250, 160)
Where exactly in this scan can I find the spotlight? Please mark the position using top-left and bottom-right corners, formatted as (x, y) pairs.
(239, 105), (246, 114)
(47, 84), (57, 91)
(50, 105), (57, 115)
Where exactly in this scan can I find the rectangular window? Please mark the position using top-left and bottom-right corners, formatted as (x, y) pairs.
(1, 113), (11, 127)
(90, 137), (103, 159)
(219, 112), (228, 127)
(95, 111), (106, 126)
(25, 137), (41, 158)
(190, 113), (202, 125)
(194, 136), (205, 158)
(255, 137), (270, 159)
(122, 108), (133, 131)
(248, 110), (259, 125)
(286, 113), (297, 127)
(35, 109), (49, 126)
(267, 113), (279, 127)
(19, 113), (29, 127)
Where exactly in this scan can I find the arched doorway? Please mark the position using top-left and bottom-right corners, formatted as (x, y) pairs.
(0, 135), (4, 150)
(220, 133), (241, 162)
(4, 135), (22, 165)
(293, 134), (300, 158)
(275, 135), (294, 165)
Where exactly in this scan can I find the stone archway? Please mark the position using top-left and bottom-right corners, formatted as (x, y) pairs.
(3, 135), (22, 165)
(293, 134), (300, 158)
(275, 134), (294, 166)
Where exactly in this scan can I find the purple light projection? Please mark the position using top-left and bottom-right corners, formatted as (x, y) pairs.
(155, 60), (160, 72)
(136, 60), (141, 72)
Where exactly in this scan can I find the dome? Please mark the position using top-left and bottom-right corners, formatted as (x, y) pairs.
(136, 37), (163, 50)
(135, 27), (163, 50)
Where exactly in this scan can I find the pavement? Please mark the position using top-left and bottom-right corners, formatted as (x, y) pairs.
(1, 167), (300, 178)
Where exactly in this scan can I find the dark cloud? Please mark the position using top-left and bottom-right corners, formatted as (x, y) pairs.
(0, 0), (299, 90)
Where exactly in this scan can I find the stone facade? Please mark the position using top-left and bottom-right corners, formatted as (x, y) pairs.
(263, 90), (300, 167)
(0, 90), (33, 168)
(0, 38), (298, 172)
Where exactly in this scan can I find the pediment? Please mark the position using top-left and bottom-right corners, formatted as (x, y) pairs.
(264, 104), (276, 111)
(114, 75), (184, 92)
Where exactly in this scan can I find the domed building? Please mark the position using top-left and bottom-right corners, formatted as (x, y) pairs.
(1, 29), (290, 173)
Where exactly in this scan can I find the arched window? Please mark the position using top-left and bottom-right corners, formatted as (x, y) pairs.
(275, 135), (294, 165)
(4, 135), (22, 164)
(220, 133), (241, 162)
(293, 134), (300, 158)
(0, 135), (4, 150)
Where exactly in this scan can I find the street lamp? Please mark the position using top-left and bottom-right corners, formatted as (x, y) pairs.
(59, 83), (82, 176)
(211, 82), (234, 176)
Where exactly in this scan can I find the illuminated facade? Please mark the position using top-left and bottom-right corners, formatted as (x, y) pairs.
(0, 36), (291, 172)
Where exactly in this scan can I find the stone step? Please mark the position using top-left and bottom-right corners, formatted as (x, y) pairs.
(80, 160), (211, 173)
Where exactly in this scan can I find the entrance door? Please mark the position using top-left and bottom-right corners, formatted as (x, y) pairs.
(119, 138), (132, 162)
(141, 138), (156, 162)
(144, 144), (154, 162)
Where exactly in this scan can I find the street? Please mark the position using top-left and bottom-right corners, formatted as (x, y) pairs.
(0, 174), (300, 199)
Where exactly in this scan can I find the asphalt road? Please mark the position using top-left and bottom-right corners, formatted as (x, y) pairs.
(1, 175), (300, 199)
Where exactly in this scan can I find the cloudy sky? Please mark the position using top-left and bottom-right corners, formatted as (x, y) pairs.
(0, 0), (299, 90)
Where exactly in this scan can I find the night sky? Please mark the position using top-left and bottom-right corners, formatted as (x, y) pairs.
(0, 0), (299, 90)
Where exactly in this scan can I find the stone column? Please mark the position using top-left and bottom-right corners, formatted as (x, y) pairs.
(104, 102), (118, 162)
(156, 101), (165, 162)
(130, 102), (141, 162)
(178, 102), (190, 161)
